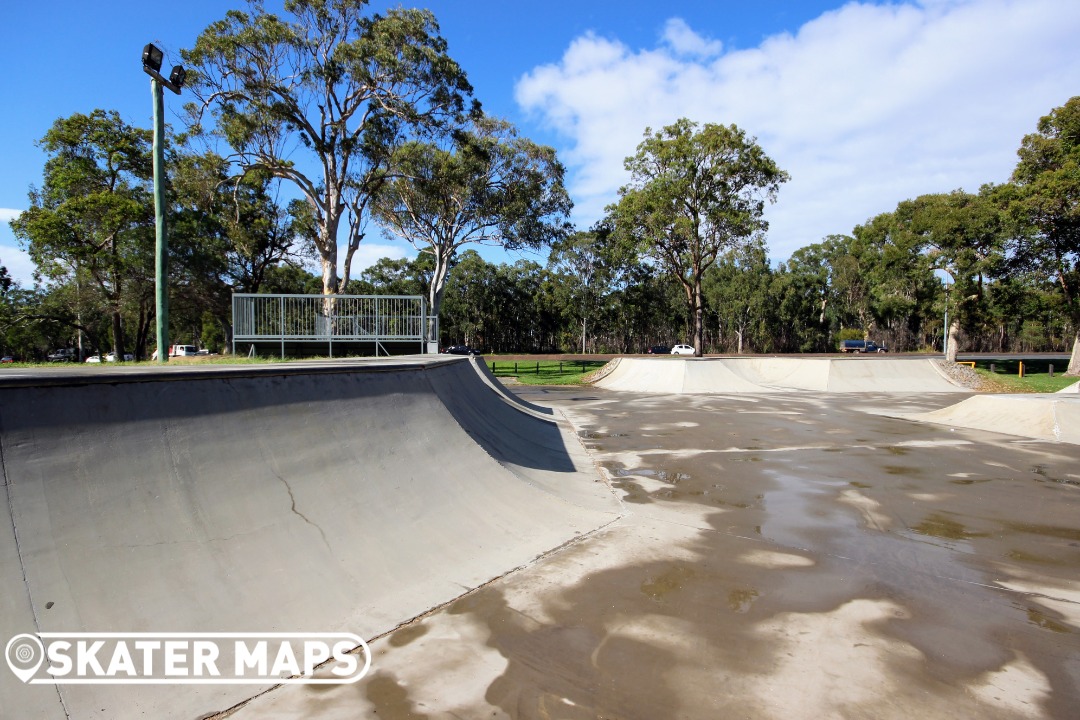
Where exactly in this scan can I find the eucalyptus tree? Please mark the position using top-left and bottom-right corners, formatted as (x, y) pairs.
(547, 226), (622, 353)
(371, 114), (571, 331)
(183, 0), (475, 296)
(893, 190), (1003, 361)
(169, 151), (301, 347)
(1001, 96), (1080, 374)
(610, 119), (788, 356)
(703, 238), (773, 353)
(9, 110), (153, 359)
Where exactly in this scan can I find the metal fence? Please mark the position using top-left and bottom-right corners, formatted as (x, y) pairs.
(232, 294), (437, 357)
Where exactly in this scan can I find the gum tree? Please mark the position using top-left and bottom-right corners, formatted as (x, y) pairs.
(1002, 97), (1080, 374)
(10, 110), (153, 360)
(183, 0), (474, 296)
(610, 119), (788, 356)
(371, 115), (571, 334)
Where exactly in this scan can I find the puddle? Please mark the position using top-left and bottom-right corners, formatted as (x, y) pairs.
(1025, 607), (1072, 634)
(1002, 522), (1080, 542)
(641, 565), (695, 602)
(727, 587), (759, 613)
(883, 465), (920, 476)
(910, 512), (987, 541)
(388, 622), (429, 647)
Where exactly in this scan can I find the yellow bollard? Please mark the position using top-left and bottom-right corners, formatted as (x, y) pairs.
(1019, 361), (1024, 378)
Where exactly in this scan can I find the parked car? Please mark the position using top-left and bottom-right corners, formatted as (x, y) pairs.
(671, 344), (696, 356)
(105, 352), (135, 362)
(85, 354), (102, 363)
(441, 345), (481, 355)
(1, 356), (14, 364)
(645, 345), (671, 355)
(47, 348), (77, 362)
(839, 340), (888, 353)
(152, 345), (200, 360)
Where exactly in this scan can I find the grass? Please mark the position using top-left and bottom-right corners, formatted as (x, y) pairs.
(969, 359), (1079, 393)
(488, 359), (609, 386)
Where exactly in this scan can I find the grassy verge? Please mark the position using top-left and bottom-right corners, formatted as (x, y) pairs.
(969, 359), (1078, 393)
(488, 359), (608, 386)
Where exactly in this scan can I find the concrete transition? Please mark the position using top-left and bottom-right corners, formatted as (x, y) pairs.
(594, 356), (964, 393)
(894, 394), (1080, 445)
(0, 357), (620, 720)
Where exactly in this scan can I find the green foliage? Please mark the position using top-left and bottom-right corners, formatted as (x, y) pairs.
(973, 360), (1078, 392)
(183, 0), (475, 294)
(9, 110), (154, 358)
(610, 118), (788, 356)
(1002, 96), (1080, 373)
(371, 114), (571, 318)
(487, 360), (607, 386)
(836, 328), (864, 342)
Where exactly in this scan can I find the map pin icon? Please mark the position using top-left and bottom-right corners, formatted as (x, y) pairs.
(5, 634), (45, 683)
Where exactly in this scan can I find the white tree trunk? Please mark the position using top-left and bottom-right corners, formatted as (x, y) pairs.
(945, 319), (960, 363)
(1067, 330), (1080, 376)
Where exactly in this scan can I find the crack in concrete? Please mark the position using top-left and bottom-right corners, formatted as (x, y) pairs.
(273, 471), (332, 553)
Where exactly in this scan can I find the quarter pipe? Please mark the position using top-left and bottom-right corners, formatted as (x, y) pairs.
(0, 357), (619, 719)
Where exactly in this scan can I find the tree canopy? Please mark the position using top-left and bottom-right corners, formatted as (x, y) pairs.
(371, 114), (571, 323)
(609, 119), (788, 356)
(183, 0), (475, 295)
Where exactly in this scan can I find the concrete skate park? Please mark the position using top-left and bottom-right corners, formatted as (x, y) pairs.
(2, 355), (1078, 719)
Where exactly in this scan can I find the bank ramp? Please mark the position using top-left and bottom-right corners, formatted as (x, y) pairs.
(894, 394), (1080, 444)
(594, 357), (963, 393)
(0, 358), (619, 720)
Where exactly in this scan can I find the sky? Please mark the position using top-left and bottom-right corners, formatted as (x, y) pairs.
(2, 0), (1078, 287)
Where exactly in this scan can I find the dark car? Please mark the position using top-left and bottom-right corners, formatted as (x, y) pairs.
(839, 340), (888, 353)
(442, 345), (482, 355)
(646, 345), (671, 355)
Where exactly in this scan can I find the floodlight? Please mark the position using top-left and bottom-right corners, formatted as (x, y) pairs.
(169, 65), (186, 89)
(142, 43), (163, 73)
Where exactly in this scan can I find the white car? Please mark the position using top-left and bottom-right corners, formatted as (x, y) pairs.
(671, 344), (696, 355)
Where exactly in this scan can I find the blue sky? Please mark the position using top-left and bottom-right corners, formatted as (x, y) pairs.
(3, 0), (1079, 286)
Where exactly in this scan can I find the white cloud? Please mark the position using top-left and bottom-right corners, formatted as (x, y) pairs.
(0, 244), (36, 287)
(515, 0), (1080, 261)
(661, 18), (722, 58)
(353, 243), (409, 270)
(0, 208), (22, 223)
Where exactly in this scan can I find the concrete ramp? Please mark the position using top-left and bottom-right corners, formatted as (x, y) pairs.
(594, 357), (962, 394)
(1057, 380), (1080, 393)
(895, 394), (1080, 444)
(0, 358), (618, 720)
(824, 358), (959, 392)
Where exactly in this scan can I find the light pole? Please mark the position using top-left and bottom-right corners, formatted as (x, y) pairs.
(141, 43), (186, 363)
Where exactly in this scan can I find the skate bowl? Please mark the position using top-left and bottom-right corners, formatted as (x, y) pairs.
(0, 357), (619, 720)
(594, 356), (963, 393)
(893, 393), (1080, 444)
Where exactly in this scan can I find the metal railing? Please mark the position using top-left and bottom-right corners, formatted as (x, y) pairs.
(232, 294), (437, 357)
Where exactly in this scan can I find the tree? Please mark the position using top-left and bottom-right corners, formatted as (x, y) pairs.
(547, 226), (621, 353)
(183, 0), (474, 296)
(703, 238), (774, 354)
(610, 119), (788, 356)
(893, 190), (1003, 361)
(1003, 96), (1080, 374)
(170, 152), (303, 348)
(372, 115), (571, 331)
(10, 110), (153, 359)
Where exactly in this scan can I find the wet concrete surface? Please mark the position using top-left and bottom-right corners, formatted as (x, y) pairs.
(233, 388), (1080, 719)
